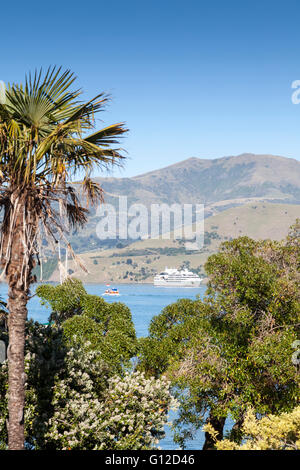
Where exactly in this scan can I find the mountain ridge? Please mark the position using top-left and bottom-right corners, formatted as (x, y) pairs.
(92, 153), (300, 207)
(130, 153), (300, 179)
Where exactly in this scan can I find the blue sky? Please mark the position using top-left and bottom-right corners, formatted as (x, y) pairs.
(2, 0), (300, 177)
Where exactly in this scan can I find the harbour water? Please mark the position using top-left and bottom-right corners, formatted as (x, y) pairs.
(0, 282), (232, 449)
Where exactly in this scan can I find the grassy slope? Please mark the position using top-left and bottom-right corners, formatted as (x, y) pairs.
(61, 153), (300, 255)
(49, 202), (300, 283)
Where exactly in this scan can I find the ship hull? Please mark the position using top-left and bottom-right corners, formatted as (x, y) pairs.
(154, 279), (201, 287)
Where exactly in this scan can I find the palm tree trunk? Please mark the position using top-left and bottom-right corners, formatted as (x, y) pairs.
(4, 193), (36, 450)
(7, 289), (27, 449)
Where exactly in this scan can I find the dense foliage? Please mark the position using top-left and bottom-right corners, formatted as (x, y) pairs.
(37, 279), (138, 372)
(0, 279), (177, 449)
(139, 222), (300, 448)
(205, 406), (300, 450)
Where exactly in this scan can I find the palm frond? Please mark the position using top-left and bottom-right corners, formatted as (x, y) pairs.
(0, 66), (128, 280)
(81, 178), (104, 206)
(4, 66), (80, 130)
(84, 122), (128, 146)
(66, 203), (88, 228)
(64, 93), (109, 125)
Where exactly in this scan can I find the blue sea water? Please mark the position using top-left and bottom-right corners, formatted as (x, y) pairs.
(0, 282), (232, 449)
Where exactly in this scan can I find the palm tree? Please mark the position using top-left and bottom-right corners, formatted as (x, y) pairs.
(0, 67), (127, 449)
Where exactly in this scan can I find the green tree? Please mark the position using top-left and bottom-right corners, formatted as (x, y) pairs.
(205, 406), (300, 450)
(139, 226), (300, 449)
(0, 281), (176, 449)
(0, 322), (176, 449)
(37, 278), (138, 372)
(0, 67), (127, 449)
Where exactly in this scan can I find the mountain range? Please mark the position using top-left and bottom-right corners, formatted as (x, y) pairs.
(93, 152), (300, 207)
(66, 153), (300, 252)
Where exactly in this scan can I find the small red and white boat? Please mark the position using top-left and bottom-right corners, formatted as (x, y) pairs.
(102, 288), (120, 296)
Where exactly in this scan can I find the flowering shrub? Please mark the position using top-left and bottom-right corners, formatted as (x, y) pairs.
(45, 347), (177, 449)
(0, 323), (177, 449)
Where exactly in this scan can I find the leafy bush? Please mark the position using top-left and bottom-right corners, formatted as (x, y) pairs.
(139, 223), (300, 449)
(0, 279), (177, 449)
(205, 406), (300, 450)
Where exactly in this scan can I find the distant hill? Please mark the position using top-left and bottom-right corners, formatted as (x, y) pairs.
(49, 202), (300, 283)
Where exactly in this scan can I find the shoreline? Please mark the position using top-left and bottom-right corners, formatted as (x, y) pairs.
(0, 278), (208, 286)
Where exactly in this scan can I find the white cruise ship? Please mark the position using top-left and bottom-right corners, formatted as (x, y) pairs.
(154, 267), (202, 287)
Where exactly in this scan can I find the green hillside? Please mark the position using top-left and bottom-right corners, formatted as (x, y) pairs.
(65, 153), (300, 254)
(48, 202), (300, 283)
